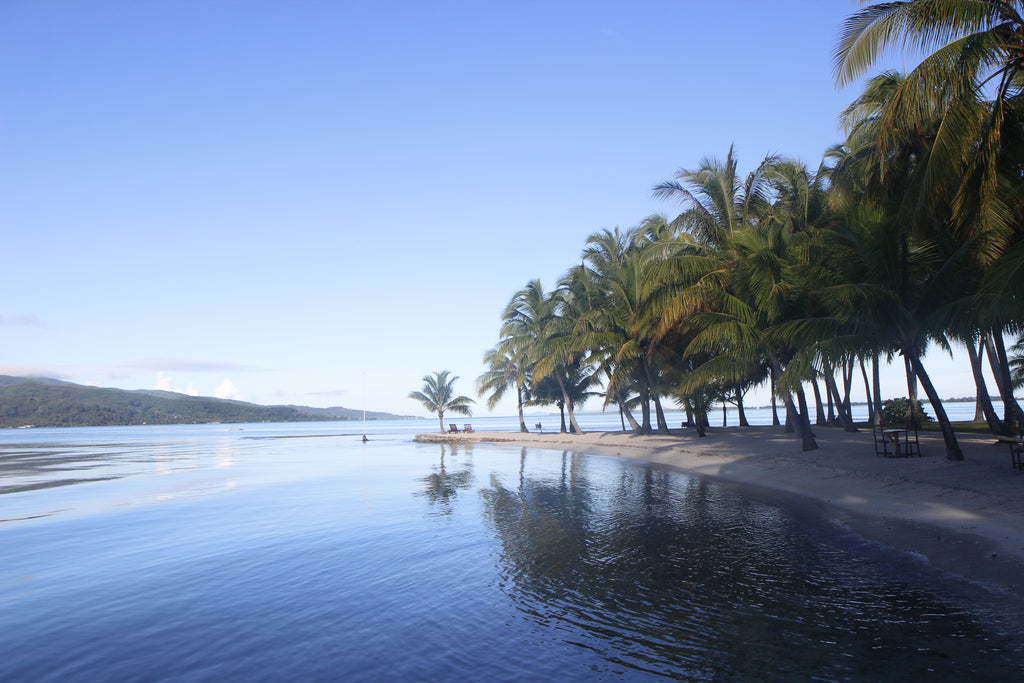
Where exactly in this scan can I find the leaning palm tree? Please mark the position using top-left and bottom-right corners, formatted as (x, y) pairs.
(409, 370), (475, 434)
(527, 359), (600, 433)
(477, 345), (529, 432)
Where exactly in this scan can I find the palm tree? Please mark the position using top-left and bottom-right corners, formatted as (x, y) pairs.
(833, 0), (1024, 245)
(477, 345), (529, 432)
(573, 224), (676, 434)
(653, 145), (775, 248)
(651, 150), (820, 450)
(409, 370), (475, 434)
(504, 279), (590, 435)
(527, 359), (600, 433)
(833, 2), (1024, 441)
(826, 68), (975, 459)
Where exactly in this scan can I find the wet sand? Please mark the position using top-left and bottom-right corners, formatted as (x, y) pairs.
(417, 426), (1024, 597)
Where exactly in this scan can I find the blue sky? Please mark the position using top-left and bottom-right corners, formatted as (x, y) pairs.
(0, 1), (983, 417)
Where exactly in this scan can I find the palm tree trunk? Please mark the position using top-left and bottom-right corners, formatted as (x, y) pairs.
(820, 359), (835, 423)
(640, 358), (669, 435)
(653, 394), (670, 434)
(826, 372), (835, 424)
(904, 355), (919, 420)
(771, 374), (780, 426)
(795, 385), (819, 451)
(811, 377), (826, 425)
(842, 359), (855, 424)
(736, 384), (749, 427)
(771, 355), (817, 450)
(516, 385), (528, 432)
(555, 371), (585, 435)
(965, 338), (1000, 432)
(822, 358), (852, 426)
(1000, 332), (1024, 433)
(638, 380), (652, 434)
(858, 358), (872, 423)
(872, 354), (883, 426)
(985, 330), (1024, 430)
(822, 366), (857, 432)
(615, 390), (642, 432)
(694, 391), (708, 437)
(438, 411), (445, 434)
(907, 352), (963, 461)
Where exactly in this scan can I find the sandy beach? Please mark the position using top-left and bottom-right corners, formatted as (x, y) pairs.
(417, 426), (1024, 598)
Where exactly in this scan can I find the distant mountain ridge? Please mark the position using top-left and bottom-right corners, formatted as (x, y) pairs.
(0, 376), (415, 428)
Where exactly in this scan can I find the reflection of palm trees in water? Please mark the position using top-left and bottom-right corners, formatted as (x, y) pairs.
(481, 449), (593, 580)
(481, 453), (767, 585)
(477, 454), (991, 678)
(416, 444), (475, 516)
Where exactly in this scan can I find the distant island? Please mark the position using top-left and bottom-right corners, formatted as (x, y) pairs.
(0, 376), (416, 428)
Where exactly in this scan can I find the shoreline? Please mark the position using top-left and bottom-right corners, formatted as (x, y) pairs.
(416, 426), (1024, 598)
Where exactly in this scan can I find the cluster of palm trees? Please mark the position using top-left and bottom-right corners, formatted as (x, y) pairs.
(477, 1), (1024, 460)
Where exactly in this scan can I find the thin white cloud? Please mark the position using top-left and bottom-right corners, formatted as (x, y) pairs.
(306, 389), (350, 397)
(215, 378), (241, 401)
(0, 314), (44, 327)
(98, 358), (256, 381)
(122, 358), (255, 373)
(0, 364), (68, 379)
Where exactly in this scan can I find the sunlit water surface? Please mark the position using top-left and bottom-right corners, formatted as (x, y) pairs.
(2, 419), (1022, 681)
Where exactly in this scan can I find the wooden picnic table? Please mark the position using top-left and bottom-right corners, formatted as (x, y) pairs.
(883, 429), (907, 457)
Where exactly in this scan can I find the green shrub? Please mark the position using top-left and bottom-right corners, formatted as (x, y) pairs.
(881, 397), (933, 426)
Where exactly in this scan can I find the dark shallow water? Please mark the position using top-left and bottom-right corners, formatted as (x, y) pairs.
(2, 423), (1023, 681)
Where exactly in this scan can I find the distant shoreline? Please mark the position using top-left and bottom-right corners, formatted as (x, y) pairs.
(417, 426), (1024, 599)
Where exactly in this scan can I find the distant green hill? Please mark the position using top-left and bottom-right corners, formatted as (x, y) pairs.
(0, 376), (415, 428)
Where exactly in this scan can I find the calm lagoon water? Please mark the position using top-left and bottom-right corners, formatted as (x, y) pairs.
(2, 417), (1022, 681)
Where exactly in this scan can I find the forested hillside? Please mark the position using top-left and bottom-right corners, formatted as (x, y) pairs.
(0, 376), (411, 428)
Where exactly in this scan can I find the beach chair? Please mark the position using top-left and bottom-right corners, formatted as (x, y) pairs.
(995, 435), (1024, 470)
(871, 421), (892, 457)
(448, 423), (459, 433)
(902, 418), (921, 457)
(1010, 441), (1024, 471)
(1004, 419), (1024, 470)
(463, 424), (473, 433)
